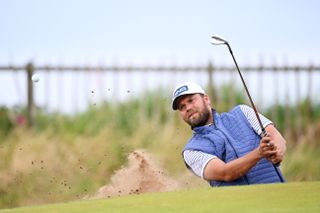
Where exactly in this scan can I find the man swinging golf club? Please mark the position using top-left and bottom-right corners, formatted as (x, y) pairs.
(172, 35), (286, 186)
(172, 82), (286, 186)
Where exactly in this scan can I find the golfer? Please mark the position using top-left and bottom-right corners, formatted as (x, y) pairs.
(172, 82), (286, 186)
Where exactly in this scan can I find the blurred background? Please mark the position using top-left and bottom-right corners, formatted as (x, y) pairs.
(0, 0), (319, 209)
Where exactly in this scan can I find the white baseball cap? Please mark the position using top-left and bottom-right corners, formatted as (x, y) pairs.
(172, 82), (206, 110)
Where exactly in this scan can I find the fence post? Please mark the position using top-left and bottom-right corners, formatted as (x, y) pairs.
(26, 62), (35, 127)
(271, 66), (278, 123)
(307, 65), (313, 124)
(207, 62), (216, 104)
(295, 66), (302, 139)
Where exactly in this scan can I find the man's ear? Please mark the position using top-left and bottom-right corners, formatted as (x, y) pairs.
(204, 95), (211, 106)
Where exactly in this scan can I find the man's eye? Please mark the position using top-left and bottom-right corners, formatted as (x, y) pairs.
(179, 105), (186, 111)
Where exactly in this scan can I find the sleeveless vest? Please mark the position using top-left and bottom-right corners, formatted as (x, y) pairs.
(183, 106), (285, 186)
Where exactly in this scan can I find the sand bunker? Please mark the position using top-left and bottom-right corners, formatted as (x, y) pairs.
(89, 149), (180, 199)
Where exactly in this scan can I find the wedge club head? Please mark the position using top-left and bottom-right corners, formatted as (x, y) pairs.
(211, 35), (228, 45)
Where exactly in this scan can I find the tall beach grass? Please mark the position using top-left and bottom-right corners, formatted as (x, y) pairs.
(0, 86), (319, 209)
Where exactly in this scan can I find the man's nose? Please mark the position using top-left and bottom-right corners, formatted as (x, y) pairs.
(185, 102), (192, 111)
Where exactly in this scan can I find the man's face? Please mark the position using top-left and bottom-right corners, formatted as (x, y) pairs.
(176, 93), (212, 128)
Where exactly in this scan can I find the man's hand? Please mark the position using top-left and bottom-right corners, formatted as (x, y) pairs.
(258, 135), (277, 160)
(262, 125), (287, 165)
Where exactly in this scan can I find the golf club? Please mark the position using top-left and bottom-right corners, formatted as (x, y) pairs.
(211, 35), (267, 137)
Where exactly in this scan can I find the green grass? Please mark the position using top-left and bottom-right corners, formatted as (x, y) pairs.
(1, 181), (319, 213)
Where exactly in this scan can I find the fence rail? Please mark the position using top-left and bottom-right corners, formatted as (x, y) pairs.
(2, 64), (320, 72)
(1, 62), (320, 128)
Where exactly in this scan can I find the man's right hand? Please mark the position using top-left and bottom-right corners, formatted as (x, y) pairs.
(263, 125), (287, 165)
(258, 135), (277, 159)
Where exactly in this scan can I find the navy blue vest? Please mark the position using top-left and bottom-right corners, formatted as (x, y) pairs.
(183, 106), (285, 186)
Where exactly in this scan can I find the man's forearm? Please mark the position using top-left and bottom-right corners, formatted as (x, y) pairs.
(204, 136), (277, 182)
(221, 148), (262, 181)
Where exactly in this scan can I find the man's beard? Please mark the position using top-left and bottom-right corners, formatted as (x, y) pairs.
(186, 108), (211, 128)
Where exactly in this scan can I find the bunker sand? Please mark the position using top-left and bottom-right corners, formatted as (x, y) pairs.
(89, 149), (180, 199)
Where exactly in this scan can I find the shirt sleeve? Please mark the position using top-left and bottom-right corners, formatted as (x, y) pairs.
(183, 150), (217, 178)
(239, 104), (273, 136)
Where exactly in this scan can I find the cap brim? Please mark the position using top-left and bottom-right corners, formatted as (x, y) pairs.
(172, 98), (179, 110)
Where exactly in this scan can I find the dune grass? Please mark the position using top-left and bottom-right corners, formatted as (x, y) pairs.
(1, 181), (319, 213)
(1, 87), (320, 209)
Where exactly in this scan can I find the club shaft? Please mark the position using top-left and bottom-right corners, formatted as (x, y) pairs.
(225, 43), (266, 136)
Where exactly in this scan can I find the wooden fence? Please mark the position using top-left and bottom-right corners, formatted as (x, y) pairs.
(0, 62), (320, 131)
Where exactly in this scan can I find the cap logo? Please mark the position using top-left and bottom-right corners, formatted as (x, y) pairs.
(174, 85), (188, 98)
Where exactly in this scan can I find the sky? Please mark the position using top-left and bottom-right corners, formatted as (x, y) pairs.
(1, 0), (319, 65)
(0, 0), (320, 113)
